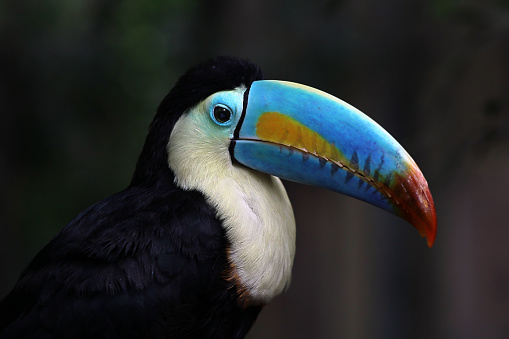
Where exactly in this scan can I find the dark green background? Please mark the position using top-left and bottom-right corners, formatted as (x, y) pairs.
(2, 0), (509, 338)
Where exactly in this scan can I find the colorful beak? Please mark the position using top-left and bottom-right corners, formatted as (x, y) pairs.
(231, 80), (437, 247)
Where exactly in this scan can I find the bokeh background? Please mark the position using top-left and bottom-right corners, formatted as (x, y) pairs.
(1, 0), (509, 338)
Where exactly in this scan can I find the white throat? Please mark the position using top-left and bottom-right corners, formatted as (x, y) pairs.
(168, 106), (296, 304)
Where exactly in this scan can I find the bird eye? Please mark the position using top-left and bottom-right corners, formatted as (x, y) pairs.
(212, 104), (233, 125)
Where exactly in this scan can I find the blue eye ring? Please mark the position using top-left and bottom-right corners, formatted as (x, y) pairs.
(210, 104), (234, 126)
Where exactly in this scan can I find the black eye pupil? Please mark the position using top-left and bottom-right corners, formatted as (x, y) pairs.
(213, 106), (232, 123)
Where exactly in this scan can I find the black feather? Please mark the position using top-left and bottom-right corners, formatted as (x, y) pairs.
(0, 57), (264, 339)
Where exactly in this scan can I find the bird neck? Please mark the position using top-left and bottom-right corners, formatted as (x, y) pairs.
(168, 127), (296, 304)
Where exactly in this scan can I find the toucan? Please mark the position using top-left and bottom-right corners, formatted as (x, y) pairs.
(0, 56), (436, 339)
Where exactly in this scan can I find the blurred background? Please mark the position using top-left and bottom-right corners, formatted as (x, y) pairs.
(1, 0), (509, 338)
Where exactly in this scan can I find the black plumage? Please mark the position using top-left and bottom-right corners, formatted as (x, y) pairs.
(0, 57), (264, 339)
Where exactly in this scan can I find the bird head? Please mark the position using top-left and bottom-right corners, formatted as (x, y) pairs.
(133, 56), (436, 247)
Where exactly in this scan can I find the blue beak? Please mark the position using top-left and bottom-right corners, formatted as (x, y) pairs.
(231, 80), (436, 247)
